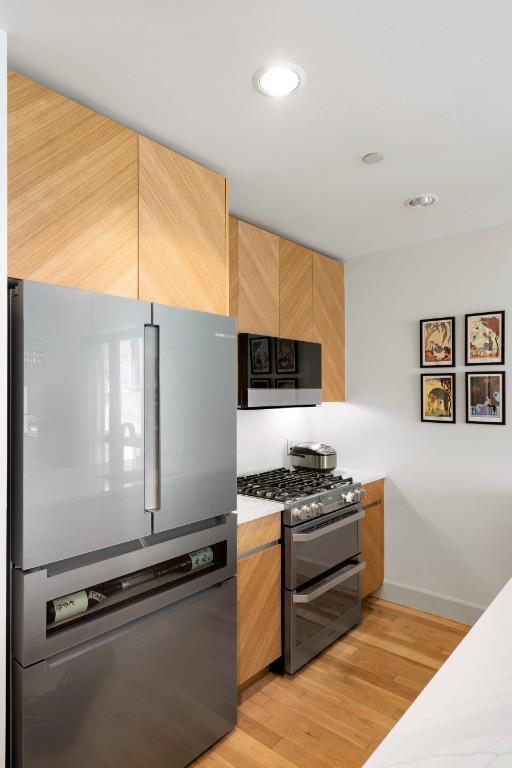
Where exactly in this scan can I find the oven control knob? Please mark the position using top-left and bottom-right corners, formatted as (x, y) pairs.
(301, 505), (311, 518)
(292, 508), (304, 521)
(342, 491), (356, 504)
(310, 502), (321, 516)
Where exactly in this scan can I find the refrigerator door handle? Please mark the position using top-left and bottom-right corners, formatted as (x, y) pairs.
(144, 325), (160, 512)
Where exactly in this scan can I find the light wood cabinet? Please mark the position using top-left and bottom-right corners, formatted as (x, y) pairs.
(237, 512), (281, 687)
(8, 71), (139, 298)
(312, 252), (345, 402)
(229, 218), (280, 335)
(361, 479), (385, 599)
(279, 238), (313, 341)
(139, 136), (229, 314)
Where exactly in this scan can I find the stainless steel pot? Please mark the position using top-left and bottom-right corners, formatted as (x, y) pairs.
(289, 442), (337, 472)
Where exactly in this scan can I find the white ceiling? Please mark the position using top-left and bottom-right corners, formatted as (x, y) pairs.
(1, 0), (512, 260)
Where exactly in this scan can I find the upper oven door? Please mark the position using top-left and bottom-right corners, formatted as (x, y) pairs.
(284, 506), (364, 590)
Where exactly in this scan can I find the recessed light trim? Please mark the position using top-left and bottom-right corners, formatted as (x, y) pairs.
(254, 63), (305, 97)
(404, 194), (439, 208)
(362, 152), (384, 164)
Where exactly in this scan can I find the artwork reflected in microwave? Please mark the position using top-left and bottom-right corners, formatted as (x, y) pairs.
(276, 338), (297, 373)
(250, 379), (270, 389)
(250, 337), (270, 374)
(276, 379), (296, 389)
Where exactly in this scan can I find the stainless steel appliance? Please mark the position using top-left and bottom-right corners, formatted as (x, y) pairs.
(237, 468), (365, 674)
(9, 280), (237, 768)
(238, 333), (321, 408)
(289, 442), (337, 472)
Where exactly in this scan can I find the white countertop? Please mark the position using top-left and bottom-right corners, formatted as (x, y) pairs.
(235, 495), (283, 525)
(362, 576), (512, 768)
(234, 467), (386, 525)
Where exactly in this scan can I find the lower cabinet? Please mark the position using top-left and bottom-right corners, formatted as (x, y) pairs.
(361, 479), (385, 599)
(237, 512), (281, 687)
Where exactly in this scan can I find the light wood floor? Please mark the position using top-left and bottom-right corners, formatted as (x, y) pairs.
(192, 598), (470, 768)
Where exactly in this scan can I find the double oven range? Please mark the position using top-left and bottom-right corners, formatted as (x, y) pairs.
(237, 468), (366, 674)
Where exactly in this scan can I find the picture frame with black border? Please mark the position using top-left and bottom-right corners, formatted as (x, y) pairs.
(420, 317), (455, 367)
(421, 373), (456, 423)
(465, 371), (505, 425)
(250, 379), (270, 389)
(276, 379), (296, 389)
(465, 311), (505, 365)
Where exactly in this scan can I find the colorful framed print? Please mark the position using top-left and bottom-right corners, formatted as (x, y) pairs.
(250, 337), (270, 374)
(250, 378), (270, 388)
(276, 379), (296, 389)
(465, 311), (505, 365)
(465, 372), (505, 424)
(420, 317), (455, 367)
(421, 374), (455, 423)
(276, 338), (297, 374)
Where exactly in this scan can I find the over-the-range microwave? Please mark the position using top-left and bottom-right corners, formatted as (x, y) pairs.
(238, 333), (322, 409)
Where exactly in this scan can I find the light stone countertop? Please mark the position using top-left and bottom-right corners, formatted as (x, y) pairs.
(362, 576), (512, 768)
(234, 468), (386, 525)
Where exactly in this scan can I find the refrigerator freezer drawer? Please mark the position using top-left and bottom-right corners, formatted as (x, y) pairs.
(13, 514), (236, 666)
(13, 577), (237, 768)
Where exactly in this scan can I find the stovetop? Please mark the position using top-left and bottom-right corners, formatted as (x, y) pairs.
(237, 467), (364, 524)
(237, 467), (353, 502)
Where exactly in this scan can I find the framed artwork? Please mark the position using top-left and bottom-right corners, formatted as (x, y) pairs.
(420, 317), (455, 367)
(276, 379), (296, 389)
(465, 311), (505, 365)
(276, 338), (297, 374)
(465, 372), (505, 424)
(250, 337), (270, 374)
(250, 379), (270, 388)
(421, 374), (455, 423)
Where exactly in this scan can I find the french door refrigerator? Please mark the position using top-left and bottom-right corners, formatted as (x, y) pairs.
(8, 280), (237, 768)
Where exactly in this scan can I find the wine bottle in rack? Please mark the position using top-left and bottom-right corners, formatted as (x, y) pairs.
(46, 546), (216, 626)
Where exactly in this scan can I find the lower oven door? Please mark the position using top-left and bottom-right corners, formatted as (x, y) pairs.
(284, 559), (365, 675)
(284, 506), (364, 590)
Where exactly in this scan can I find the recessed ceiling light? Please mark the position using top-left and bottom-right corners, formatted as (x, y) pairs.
(362, 152), (384, 164)
(404, 194), (439, 208)
(254, 63), (305, 97)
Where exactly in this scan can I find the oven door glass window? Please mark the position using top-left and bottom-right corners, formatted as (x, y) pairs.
(294, 567), (360, 647)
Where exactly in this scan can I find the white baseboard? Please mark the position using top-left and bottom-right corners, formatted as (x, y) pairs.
(376, 579), (486, 626)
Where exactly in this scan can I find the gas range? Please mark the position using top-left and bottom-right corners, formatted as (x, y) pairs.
(237, 467), (365, 526)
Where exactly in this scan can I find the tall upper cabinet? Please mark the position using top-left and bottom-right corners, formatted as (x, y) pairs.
(313, 252), (345, 402)
(8, 71), (139, 298)
(8, 72), (229, 313)
(139, 137), (229, 314)
(229, 217), (279, 336)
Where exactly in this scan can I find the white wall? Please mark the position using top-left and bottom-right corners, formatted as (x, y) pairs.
(1, 27), (7, 760)
(309, 222), (512, 624)
(237, 407), (310, 475)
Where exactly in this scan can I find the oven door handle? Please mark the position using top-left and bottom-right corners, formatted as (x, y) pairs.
(292, 509), (365, 543)
(292, 561), (365, 604)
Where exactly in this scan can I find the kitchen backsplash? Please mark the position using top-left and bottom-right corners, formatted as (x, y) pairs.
(236, 407), (310, 475)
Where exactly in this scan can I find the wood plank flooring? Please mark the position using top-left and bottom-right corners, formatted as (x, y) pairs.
(192, 598), (470, 768)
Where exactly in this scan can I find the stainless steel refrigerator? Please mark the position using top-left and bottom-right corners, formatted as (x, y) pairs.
(8, 280), (237, 768)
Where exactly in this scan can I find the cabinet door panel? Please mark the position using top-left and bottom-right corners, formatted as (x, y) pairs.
(139, 136), (228, 314)
(229, 218), (279, 336)
(279, 238), (313, 341)
(312, 253), (345, 401)
(8, 72), (138, 298)
(361, 480), (384, 599)
(237, 545), (281, 686)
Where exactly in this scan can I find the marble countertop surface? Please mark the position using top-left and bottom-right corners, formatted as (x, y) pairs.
(234, 467), (386, 524)
(362, 576), (512, 768)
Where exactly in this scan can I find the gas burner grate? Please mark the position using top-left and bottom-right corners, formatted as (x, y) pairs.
(237, 467), (353, 501)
